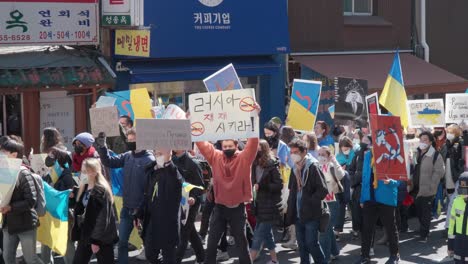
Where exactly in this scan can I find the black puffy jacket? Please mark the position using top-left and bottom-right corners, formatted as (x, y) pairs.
(71, 185), (118, 246)
(251, 159), (283, 223)
(2, 167), (39, 234)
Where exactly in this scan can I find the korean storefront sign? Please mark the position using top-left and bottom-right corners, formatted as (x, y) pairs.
(102, 0), (143, 26)
(0, 0), (98, 46)
(115, 29), (150, 57)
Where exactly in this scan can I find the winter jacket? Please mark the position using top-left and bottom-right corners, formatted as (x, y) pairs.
(196, 138), (258, 207)
(441, 137), (465, 184)
(287, 154), (328, 224)
(349, 143), (367, 201)
(172, 152), (205, 199)
(140, 161), (182, 248)
(71, 185), (118, 246)
(251, 159), (283, 223)
(2, 167), (39, 234)
(414, 146), (445, 197)
(98, 147), (155, 209)
(321, 159), (345, 198)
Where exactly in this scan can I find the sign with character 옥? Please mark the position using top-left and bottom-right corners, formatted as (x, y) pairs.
(445, 93), (468, 124)
(136, 119), (192, 150)
(370, 114), (407, 181)
(406, 99), (445, 128)
(189, 88), (259, 142)
(89, 106), (120, 137)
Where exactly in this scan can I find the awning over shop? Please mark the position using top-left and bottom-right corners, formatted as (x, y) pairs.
(293, 53), (468, 95)
(121, 56), (280, 83)
(0, 46), (115, 92)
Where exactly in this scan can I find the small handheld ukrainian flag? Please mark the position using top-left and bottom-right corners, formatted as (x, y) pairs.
(379, 51), (409, 129)
(37, 182), (71, 256)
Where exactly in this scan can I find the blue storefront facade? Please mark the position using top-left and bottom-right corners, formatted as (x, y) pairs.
(111, 0), (290, 124)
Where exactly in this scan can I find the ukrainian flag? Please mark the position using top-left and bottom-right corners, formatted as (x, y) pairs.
(105, 88), (153, 125)
(181, 182), (204, 225)
(379, 52), (409, 129)
(37, 182), (71, 256)
(48, 160), (64, 184)
(287, 79), (322, 131)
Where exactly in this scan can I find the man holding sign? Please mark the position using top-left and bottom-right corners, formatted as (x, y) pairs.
(194, 100), (261, 264)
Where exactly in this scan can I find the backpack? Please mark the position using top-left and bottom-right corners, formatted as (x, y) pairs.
(22, 167), (46, 217)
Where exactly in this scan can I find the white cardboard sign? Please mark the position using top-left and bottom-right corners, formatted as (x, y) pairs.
(136, 119), (192, 150)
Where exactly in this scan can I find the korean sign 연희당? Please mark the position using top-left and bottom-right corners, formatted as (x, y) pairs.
(189, 88), (259, 142)
(0, 0), (98, 46)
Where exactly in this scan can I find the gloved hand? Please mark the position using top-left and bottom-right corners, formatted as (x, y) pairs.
(96, 132), (107, 148)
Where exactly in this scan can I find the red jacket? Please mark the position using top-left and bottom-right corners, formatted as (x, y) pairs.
(196, 138), (259, 207)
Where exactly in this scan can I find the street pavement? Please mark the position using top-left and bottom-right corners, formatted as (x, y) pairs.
(25, 214), (451, 263)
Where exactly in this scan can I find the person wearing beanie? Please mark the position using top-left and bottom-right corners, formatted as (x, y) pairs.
(72, 132), (99, 173)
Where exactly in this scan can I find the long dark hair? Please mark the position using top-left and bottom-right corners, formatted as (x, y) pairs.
(256, 139), (275, 168)
(41, 127), (65, 153)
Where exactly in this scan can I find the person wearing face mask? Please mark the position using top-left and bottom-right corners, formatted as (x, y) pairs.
(302, 132), (320, 159)
(334, 137), (353, 239)
(411, 132), (445, 242)
(314, 121), (334, 150)
(250, 140), (282, 264)
(196, 105), (261, 264)
(95, 129), (155, 264)
(172, 149), (205, 264)
(433, 128), (446, 152)
(264, 121), (292, 168)
(286, 139), (328, 264)
(317, 146), (345, 263)
(71, 132), (99, 173)
(0, 139), (45, 264)
(352, 130), (364, 151)
(106, 115), (134, 155)
(134, 149), (182, 264)
(447, 173), (468, 264)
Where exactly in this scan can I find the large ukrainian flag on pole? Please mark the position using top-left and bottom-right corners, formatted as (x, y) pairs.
(37, 182), (71, 256)
(379, 51), (409, 129)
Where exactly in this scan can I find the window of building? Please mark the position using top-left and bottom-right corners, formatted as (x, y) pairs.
(344, 0), (373, 16)
(0, 95), (22, 137)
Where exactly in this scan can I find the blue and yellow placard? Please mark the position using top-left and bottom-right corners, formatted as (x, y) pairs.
(287, 79), (322, 131)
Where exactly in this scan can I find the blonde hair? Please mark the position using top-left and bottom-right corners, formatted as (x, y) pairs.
(447, 124), (462, 138)
(81, 158), (113, 203)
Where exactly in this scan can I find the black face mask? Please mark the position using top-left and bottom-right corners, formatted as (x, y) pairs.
(223, 149), (236, 158)
(360, 143), (368, 150)
(74, 145), (84, 154)
(126, 142), (137, 151)
(45, 157), (56, 167)
(256, 151), (263, 159)
(433, 131), (443, 138)
(406, 134), (415, 140)
(265, 135), (279, 148)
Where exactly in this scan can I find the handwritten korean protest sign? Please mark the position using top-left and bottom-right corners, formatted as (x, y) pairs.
(0, 158), (22, 207)
(203, 63), (242, 92)
(89, 106), (120, 137)
(406, 99), (445, 128)
(370, 114), (407, 181)
(445, 93), (468, 124)
(136, 119), (192, 150)
(189, 88), (259, 142)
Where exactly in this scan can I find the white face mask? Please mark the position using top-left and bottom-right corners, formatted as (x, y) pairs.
(342, 150), (351, 155)
(156, 156), (165, 168)
(316, 133), (323, 139)
(318, 156), (328, 164)
(80, 173), (89, 185)
(353, 139), (360, 145)
(446, 133), (455, 141)
(419, 142), (429, 150)
(290, 154), (302, 164)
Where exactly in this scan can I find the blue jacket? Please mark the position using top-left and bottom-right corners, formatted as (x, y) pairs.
(98, 147), (155, 209)
(360, 151), (399, 207)
(318, 135), (334, 148)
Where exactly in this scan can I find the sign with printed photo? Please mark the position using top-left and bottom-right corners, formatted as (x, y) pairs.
(445, 93), (468, 124)
(189, 88), (259, 142)
(136, 119), (192, 150)
(0, 0), (99, 46)
(334, 78), (368, 126)
(203, 64), (242, 92)
(370, 114), (407, 181)
(406, 99), (445, 128)
(115, 29), (150, 57)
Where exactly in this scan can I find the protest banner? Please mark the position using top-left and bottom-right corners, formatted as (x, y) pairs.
(287, 79), (322, 131)
(445, 93), (468, 124)
(130, 88), (153, 123)
(89, 106), (120, 137)
(203, 63), (242, 92)
(136, 119), (192, 150)
(0, 158), (22, 207)
(334, 78), (368, 125)
(96, 96), (116, 108)
(162, 104), (187, 120)
(30, 154), (49, 178)
(406, 99), (445, 128)
(105, 90), (134, 119)
(328, 105), (335, 119)
(366, 93), (381, 116)
(370, 114), (407, 181)
(189, 88), (259, 142)
(151, 105), (165, 119)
